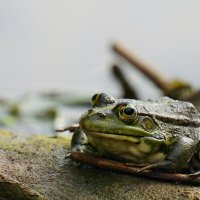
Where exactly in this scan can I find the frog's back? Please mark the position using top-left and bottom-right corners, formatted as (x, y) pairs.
(120, 97), (200, 127)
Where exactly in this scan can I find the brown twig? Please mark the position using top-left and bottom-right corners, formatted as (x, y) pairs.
(112, 64), (139, 99)
(71, 152), (200, 185)
(112, 43), (169, 91)
(55, 124), (79, 132)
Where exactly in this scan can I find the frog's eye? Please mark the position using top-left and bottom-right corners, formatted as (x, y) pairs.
(141, 117), (155, 131)
(119, 104), (138, 123)
(91, 93), (100, 106)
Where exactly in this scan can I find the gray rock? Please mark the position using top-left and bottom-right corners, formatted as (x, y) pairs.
(0, 131), (199, 200)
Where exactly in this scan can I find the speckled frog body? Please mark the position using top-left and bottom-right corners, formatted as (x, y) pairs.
(72, 93), (200, 173)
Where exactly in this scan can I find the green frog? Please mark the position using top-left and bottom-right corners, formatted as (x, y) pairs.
(72, 93), (200, 174)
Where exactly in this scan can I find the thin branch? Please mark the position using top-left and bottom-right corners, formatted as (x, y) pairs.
(71, 152), (200, 185)
(112, 43), (169, 91)
(55, 124), (79, 132)
(112, 64), (139, 99)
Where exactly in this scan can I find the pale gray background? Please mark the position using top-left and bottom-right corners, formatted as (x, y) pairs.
(1, 0), (200, 99)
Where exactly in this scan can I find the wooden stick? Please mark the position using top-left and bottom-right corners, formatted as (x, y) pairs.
(112, 43), (169, 91)
(71, 152), (200, 185)
(112, 64), (139, 99)
(55, 124), (79, 132)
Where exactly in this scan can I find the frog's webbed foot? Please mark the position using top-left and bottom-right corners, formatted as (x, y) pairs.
(188, 171), (200, 177)
(136, 160), (173, 172)
(129, 137), (197, 173)
(125, 160), (174, 172)
(125, 160), (177, 172)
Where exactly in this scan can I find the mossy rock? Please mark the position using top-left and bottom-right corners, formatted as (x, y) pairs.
(0, 131), (199, 200)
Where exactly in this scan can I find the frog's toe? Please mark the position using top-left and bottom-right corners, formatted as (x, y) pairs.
(137, 164), (158, 172)
(188, 171), (200, 177)
(72, 145), (87, 152)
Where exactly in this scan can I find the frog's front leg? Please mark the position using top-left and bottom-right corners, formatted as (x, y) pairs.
(71, 128), (88, 152)
(71, 128), (97, 154)
(139, 136), (197, 172)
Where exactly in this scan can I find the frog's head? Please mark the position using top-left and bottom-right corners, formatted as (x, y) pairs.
(79, 93), (168, 163)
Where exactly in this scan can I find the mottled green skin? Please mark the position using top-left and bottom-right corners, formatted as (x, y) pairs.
(74, 93), (200, 173)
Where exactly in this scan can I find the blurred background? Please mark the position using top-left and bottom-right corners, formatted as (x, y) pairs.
(1, 0), (200, 98)
(0, 0), (200, 135)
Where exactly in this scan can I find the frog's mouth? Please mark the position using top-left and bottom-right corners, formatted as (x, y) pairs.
(83, 130), (165, 143)
(85, 131), (141, 143)
(81, 124), (153, 137)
